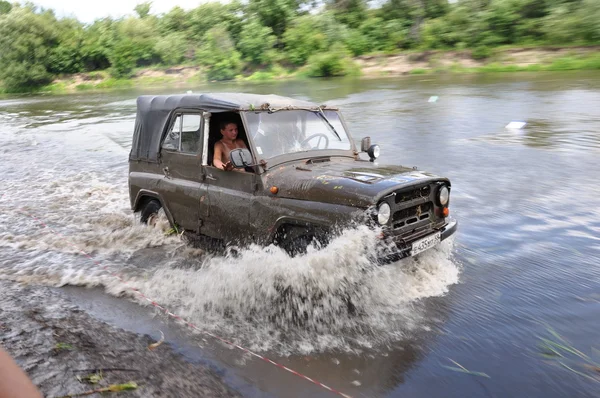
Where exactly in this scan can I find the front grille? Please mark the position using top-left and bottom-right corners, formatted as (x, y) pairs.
(392, 202), (432, 228)
(389, 184), (437, 233)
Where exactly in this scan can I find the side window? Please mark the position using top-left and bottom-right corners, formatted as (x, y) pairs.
(163, 115), (181, 150)
(162, 113), (202, 153)
(181, 114), (202, 153)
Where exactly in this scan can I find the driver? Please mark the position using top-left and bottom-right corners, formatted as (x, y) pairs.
(213, 121), (248, 171)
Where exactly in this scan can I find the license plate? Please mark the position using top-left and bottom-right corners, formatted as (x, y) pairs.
(410, 232), (441, 256)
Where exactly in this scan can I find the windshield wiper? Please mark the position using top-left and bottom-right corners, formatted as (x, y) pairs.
(315, 109), (342, 141)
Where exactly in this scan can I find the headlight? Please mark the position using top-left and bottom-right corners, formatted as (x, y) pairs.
(438, 185), (449, 206)
(367, 144), (380, 160)
(377, 202), (391, 225)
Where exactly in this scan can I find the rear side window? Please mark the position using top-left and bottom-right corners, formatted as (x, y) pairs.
(162, 113), (202, 153)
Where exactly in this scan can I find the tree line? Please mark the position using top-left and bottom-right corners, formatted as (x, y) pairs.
(0, 0), (599, 91)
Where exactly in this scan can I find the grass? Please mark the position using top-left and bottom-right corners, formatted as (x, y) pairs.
(409, 68), (430, 75)
(95, 78), (134, 89)
(442, 359), (490, 378)
(538, 327), (600, 383)
(54, 342), (74, 351)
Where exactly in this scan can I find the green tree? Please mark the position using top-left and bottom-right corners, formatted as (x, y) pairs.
(154, 33), (188, 65)
(283, 15), (327, 65)
(109, 39), (140, 77)
(134, 2), (152, 18)
(188, 2), (244, 42)
(326, 0), (367, 29)
(248, 0), (297, 38)
(108, 17), (159, 76)
(579, 0), (600, 42)
(237, 19), (277, 65)
(196, 25), (242, 80)
(0, 0), (11, 14)
(159, 6), (191, 34)
(0, 6), (58, 90)
(80, 18), (116, 71)
(47, 18), (85, 74)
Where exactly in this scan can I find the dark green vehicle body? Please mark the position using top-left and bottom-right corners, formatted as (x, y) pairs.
(128, 93), (456, 259)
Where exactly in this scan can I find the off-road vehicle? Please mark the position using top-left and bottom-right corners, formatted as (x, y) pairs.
(128, 93), (456, 261)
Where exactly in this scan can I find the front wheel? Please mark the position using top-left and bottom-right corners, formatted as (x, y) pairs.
(140, 199), (162, 225)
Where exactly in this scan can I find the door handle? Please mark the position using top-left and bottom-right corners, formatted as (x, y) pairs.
(163, 167), (171, 179)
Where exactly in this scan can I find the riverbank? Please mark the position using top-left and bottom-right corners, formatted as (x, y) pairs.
(0, 280), (239, 398)
(1, 45), (599, 95)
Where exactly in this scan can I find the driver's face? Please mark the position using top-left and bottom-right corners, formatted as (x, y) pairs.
(221, 123), (238, 140)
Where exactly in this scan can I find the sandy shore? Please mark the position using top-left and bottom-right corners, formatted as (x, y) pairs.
(0, 280), (239, 398)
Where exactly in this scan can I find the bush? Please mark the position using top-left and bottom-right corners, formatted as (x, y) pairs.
(472, 46), (492, 60)
(305, 44), (358, 77)
(345, 29), (370, 56)
(109, 40), (140, 78)
(154, 33), (188, 65)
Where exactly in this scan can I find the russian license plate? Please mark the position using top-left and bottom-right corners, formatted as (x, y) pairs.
(410, 232), (441, 256)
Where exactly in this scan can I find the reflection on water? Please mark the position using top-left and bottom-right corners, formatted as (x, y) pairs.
(1, 72), (600, 397)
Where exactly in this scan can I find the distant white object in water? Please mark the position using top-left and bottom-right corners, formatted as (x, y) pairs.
(428, 96), (439, 103)
(505, 121), (527, 129)
(186, 90), (193, 94)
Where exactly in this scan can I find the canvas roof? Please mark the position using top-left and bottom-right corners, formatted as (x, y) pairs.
(130, 93), (330, 162)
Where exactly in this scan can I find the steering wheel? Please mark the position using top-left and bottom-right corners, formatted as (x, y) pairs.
(301, 133), (329, 149)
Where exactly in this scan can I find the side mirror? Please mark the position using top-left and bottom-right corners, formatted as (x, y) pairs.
(230, 148), (253, 168)
(360, 137), (371, 152)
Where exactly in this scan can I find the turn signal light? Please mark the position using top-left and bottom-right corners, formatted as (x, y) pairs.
(443, 207), (450, 217)
(270, 186), (279, 194)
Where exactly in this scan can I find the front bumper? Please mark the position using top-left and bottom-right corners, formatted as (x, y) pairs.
(376, 219), (458, 264)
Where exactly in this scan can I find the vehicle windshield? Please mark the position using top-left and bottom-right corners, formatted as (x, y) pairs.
(244, 110), (352, 159)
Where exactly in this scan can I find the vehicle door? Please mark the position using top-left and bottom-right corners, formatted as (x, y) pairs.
(158, 110), (209, 233)
(203, 160), (258, 244)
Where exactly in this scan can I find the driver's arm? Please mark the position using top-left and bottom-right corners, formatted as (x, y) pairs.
(213, 142), (226, 170)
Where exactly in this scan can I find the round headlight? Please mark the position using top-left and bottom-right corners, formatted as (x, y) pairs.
(438, 185), (449, 206)
(377, 202), (391, 225)
(367, 144), (380, 160)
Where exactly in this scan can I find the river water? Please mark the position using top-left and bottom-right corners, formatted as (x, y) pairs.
(1, 72), (599, 397)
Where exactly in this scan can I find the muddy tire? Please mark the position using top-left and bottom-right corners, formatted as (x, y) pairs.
(140, 199), (162, 225)
(282, 234), (314, 257)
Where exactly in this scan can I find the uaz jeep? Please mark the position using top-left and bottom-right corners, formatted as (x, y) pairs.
(128, 93), (456, 260)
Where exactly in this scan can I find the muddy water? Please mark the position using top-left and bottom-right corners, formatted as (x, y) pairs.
(1, 72), (600, 397)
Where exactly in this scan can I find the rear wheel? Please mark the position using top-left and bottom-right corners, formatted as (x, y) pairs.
(140, 199), (162, 225)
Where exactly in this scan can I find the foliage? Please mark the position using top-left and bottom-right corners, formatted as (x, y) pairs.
(472, 46), (492, 60)
(0, 6), (58, 91)
(248, 0), (297, 38)
(154, 33), (188, 65)
(326, 0), (367, 29)
(1, 0), (600, 92)
(237, 19), (277, 65)
(196, 26), (243, 81)
(0, 0), (11, 14)
(283, 15), (327, 65)
(304, 43), (358, 77)
(134, 2), (152, 19)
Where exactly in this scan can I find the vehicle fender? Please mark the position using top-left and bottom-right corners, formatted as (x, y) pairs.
(265, 198), (364, 242)
(132, 189), (176, 227)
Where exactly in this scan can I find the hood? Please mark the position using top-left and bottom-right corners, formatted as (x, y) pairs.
(262, 158), (449, 207)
